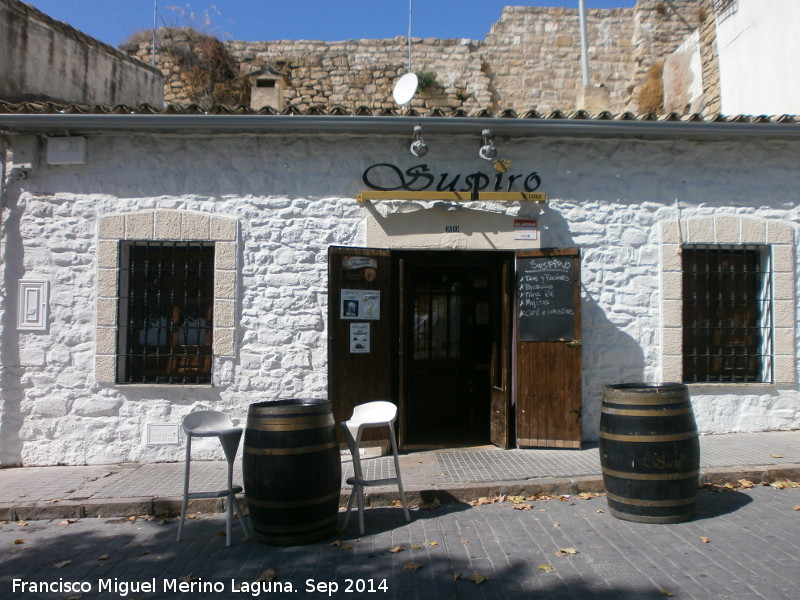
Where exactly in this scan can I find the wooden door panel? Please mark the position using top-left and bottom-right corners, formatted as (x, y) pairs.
(328, 247), (395, 443)
(490, 258), (512, 449)
(515, 249), (582, 448)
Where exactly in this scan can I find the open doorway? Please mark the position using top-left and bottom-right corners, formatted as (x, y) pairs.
(399, 251), (512, 447)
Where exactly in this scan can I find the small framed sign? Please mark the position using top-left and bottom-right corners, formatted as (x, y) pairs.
(17, 280), (49, 331)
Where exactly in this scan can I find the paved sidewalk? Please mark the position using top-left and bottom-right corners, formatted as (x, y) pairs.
(1, 484), (798, 599)
(1, 431), (798, 521)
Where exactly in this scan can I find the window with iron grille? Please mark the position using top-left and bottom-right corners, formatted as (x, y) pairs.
(682, 245), (772, 383)
(117, 241), (214, 384)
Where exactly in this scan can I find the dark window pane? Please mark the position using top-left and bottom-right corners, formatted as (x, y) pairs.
(682, 246), (768, 383)
(119, 242), (214, 384)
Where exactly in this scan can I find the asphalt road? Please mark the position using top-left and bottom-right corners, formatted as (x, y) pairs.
(2, 485), (798, 600)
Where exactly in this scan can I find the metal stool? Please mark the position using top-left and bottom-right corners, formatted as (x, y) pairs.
(177, 410), (252, 546)
(341, 401), (411, 534)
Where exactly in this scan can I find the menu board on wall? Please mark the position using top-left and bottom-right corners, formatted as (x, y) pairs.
(517, 255), (575, 341)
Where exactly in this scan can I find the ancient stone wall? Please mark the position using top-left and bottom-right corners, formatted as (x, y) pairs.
(125, 0), (707, 114)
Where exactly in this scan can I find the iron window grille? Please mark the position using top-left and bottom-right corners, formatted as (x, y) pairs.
(682, 245), (772, 384)
(117, 241), (215, 384)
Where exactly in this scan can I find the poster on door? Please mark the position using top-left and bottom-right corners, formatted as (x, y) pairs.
(340, 289), (380, 320)
(349, 322), (370, 353)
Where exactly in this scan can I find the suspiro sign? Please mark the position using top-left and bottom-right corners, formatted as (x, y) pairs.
(362, 163), (542, 193)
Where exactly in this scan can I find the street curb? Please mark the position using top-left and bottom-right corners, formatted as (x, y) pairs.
(2, 465), (798, 522)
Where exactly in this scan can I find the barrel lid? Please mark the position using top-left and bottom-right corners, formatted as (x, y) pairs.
(604, 383), (687, 393)
(249, 398), (330, 409)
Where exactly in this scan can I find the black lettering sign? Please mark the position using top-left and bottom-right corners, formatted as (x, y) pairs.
(517, 256), (576, 341)
(362, 163), (542, 193)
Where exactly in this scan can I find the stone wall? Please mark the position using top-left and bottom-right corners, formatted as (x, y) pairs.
(125, 0), (706, 114)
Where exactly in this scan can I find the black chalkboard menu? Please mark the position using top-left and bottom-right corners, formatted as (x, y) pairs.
(517, 254), (576, 341)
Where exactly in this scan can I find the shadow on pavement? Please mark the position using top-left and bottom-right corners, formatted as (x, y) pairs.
(1, 509), (680, 600)
(692, 487), (753, 521)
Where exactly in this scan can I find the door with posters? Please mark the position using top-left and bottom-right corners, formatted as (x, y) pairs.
(328, 247), (395, 443)
(515, 248), (583, 448)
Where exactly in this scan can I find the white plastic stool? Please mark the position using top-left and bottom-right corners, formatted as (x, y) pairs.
(341, 401), (411, 534)
(176, 410), (252, 546)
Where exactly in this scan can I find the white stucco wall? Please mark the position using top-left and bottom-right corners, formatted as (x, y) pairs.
(716, 0), (800, 115)
(1, 130), (799, 466)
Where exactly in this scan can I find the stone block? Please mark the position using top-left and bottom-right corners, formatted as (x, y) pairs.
(95, 326), (116, 355)
(95, 355), (116, 383)
(14, 501), (85, 520)
(686, 218), (713, 243)
(213, 328), (235, 357)
(215, 241), (237, 270)
(214, 270), (236, 300)
(714, 215), (738, 243)
(125, 211), (154, 239)
(96, 268), (117, 298)
(182, 213), (210, 240)
(214, 299), (235, 328)
(766, 220), (793, 244)
(211, 216), (237, 241)
(98, 215), (125, 240)
(97, 240), (119, 268)
(155, 210), (182, 240)
(740, 218), (766, 244)
(82, 498), (154, 518)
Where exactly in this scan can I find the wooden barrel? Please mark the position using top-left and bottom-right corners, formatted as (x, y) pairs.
(599, 383), (700, 524)
(243, 399), (342, 545)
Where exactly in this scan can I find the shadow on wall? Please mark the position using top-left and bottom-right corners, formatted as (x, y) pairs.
(535, 202), (646, 442)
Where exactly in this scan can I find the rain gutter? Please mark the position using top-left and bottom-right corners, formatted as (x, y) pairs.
(1, 114), (799, 141)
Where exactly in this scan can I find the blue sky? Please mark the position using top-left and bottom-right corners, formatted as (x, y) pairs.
(24, 1), (636, 48)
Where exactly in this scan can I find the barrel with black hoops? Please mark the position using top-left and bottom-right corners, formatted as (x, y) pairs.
(599, 383), (700, 524)
(243, 399), (342, 545)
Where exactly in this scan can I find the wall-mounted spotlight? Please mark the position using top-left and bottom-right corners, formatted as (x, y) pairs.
(478, 128), (497, 161)
(410, 125), (428, 157)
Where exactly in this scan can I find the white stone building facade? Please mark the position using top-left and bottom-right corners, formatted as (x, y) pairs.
(1, 112), (798, 466)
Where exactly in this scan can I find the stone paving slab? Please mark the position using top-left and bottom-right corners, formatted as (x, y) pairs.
(1, 485), (798, 599)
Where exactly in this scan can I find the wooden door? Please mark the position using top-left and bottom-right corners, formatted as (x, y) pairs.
(328, 247), (395, 442)
(515, 249), (582, 448)
(490, 258), (513, 448)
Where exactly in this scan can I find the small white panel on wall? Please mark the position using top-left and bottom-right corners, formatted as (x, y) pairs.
(17, 280), (49, 331)
(46, 136), (87, 165)
(146, 423), (180, 445)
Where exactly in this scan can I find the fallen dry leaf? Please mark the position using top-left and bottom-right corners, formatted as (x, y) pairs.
(97, 554), (109, 561)
(471, 573), (489, 585)
(256, 569), (276, 583)
(538, 563), (555, 573)
(53, 561), (71, 568)
(660, 590), (674, 597)
(404, 561), (423, 571)
(771, 480), (800, 490)
(390, 545), (405, 553)
(555, 548), (578, 557)
(596, 509), (605, 513)
(579, 492), (600, 500)
(700, 537), (710, 544)
(429, 541), (439, 546)
(793, 505), (800, 511)
(738, 479), (755, 489)
(330, 539), (342, 547)
(179, 575), (200, 583)
(13, 539), (25, 545)
(771, 454), (784, 459)
(552, 522), (560, 528)
(512, 504), (533, 511)
(410, 544), (423, 549)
